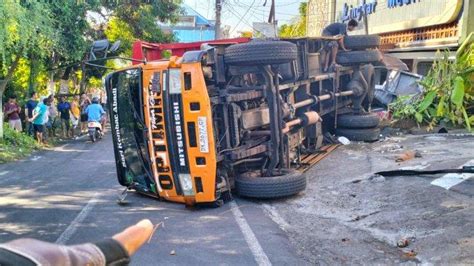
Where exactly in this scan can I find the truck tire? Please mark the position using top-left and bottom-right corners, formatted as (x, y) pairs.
(235, 169), (306, 198)
(336, 50), (383, 65)
(335, 127), (380, 142)
(224, 41), (297, 66)
(344, 35), (380, 50)
(338, 113), (380, 128)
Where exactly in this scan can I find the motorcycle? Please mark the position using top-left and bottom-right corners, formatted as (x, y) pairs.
(88, 121), (103, 142)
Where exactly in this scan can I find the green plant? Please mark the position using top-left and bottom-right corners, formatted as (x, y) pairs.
(390, 38), (474, 131)
(0, 123), (40, 163)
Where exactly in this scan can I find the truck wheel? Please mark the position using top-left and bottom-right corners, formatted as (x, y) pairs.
(336, 50), (382, 65)
(224, 41), (297, 66)
(235, 169), (306, 199)
(344, 35), (380, 50)
(335, 127), (380, 142)
(338, 113), (380, 128)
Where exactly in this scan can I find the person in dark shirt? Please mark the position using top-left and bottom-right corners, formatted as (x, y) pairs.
(3, 95), (22, 132)
(57, 96), (72, 138)
(25, 91), (38, 136)
(321, 19), (358, 72)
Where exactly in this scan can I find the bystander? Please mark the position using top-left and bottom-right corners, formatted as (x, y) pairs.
(24, 92), (38, 135)
(70, 95), (81, 137)
(46, 95), (58, 138)
(3, 95), (22, 132)
(29, 97), (50, 144)
(80, 93), (91, 135)
(57, 96), (72, 138)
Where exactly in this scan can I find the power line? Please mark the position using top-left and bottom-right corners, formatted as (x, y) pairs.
(230, 0), (257, 33)
(225, 5), (261, 34)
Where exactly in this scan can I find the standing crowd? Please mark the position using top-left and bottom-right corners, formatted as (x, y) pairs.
(3, 92), (107, 144)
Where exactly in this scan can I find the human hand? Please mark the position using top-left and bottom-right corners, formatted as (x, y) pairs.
(0, 219), (154, 265)
(112, 219), (154, 256)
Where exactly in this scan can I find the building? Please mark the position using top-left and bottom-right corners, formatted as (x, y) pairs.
(307, 0), (474, 75)
(159, 4), (216, 43)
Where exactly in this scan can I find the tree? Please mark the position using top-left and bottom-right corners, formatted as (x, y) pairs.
(102, 1), (182, 55)
(0, 0), (183, 138)
(278, 2), (307, 38)
(240, 31), (253, 38)
(0, 0), (55, 138)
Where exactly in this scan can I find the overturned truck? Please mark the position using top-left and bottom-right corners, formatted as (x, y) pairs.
(105, 36), (383, 206)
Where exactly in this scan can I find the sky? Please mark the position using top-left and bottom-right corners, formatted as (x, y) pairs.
(183, 0), (304, 36)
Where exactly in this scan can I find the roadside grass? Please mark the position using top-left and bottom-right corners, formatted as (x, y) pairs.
(0, 124), (41, 163)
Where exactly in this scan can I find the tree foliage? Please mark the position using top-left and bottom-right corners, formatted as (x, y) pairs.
(0, 0), (55, 92)
(103, 1), (181, 54)
(278, 2), (307, 38)
(0, 0), (183, 138)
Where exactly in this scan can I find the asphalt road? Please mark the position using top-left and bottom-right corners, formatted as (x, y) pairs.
(0, 133), (305, 265)
(0, 132), (473, 265)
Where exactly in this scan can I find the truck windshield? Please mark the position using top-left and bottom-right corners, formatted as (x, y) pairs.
(106, 68), (154, 189)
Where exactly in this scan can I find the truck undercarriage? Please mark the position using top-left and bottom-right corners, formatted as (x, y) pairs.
(106, 37), (384, 206)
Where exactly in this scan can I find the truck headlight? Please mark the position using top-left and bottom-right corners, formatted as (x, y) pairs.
(178, 174), (194, 196)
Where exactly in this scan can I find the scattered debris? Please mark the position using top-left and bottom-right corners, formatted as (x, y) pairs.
(338, 136), (351, 145)
(376, 143), (404, 153)
(440, 201), (468, 210)
(397, 238), (410, 248)
(147, 222), (164, 243)
(368, 174), (386, 183)
(350, 211), (381, 222)
(395, 150), (422, 162)
(351, 215), (360, 221)
(373, 69), (423, 107)
(402, 249), (417, 258)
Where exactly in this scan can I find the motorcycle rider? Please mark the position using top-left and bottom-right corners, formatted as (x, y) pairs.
(85, 96), (106, 137)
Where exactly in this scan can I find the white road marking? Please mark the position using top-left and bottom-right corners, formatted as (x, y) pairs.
(55, 193), (99, 244)
(229, 201), (272, 266)
(431, 159), (474, 190)
(261, 204), (291, 232)
(0, 171), (9, 176)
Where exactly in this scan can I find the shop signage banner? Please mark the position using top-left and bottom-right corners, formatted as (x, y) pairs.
(342, 0), (377, 22)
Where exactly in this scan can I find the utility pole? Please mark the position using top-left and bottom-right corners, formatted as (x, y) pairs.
(363, 12), (369, 35)
(215, 0), (222, 39)
(267, 0), (275, 23)
(267, 0), (276, 37)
